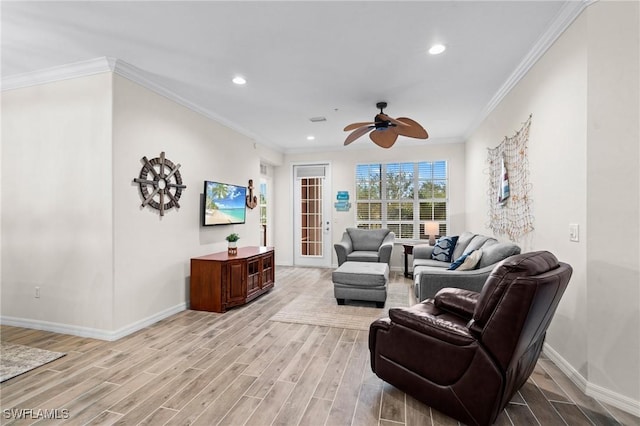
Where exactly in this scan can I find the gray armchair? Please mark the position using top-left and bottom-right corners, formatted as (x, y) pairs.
(334, 228), (395, 266)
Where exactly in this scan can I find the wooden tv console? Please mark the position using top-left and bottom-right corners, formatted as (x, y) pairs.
(190, 246), (275, 313)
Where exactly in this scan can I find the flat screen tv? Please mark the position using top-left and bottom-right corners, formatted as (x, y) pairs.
(203, 181), (247, 226)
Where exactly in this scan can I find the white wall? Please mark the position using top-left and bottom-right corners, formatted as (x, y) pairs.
(466, 1), (639, 412)
(1, 74), (115, 332)
(274, 142), (465, 269)
(585, 0), (639, 406)
(112, 74), (266, 330)
(466, 4), (589, 374)
(1, 70), (281, 338)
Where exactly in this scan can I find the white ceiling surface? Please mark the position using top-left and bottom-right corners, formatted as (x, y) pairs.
(2, 1), (581, 153)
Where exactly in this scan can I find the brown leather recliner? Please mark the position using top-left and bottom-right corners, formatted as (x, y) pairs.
(369, 251), (572, 426)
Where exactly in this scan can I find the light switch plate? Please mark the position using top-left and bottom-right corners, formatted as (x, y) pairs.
(569, 224), (579, 242)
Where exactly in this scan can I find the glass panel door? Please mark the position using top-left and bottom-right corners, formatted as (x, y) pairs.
(301, 177), (323, 256)
(294, 164), (331, 267)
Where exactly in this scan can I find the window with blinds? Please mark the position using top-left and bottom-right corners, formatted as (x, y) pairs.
(355, 161), (448, 239)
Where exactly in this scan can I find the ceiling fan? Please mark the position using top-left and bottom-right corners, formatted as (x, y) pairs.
(343, 102), (429, 148)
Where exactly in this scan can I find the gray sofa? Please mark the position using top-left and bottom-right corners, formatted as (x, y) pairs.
(413, 231), (520, 301)
(334, 228), (395, 266)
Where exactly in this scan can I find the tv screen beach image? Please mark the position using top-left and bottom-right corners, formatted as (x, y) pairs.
(204, 182), (247, 225)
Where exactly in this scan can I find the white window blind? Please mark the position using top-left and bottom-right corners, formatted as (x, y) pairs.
(356, 161), (448, 239)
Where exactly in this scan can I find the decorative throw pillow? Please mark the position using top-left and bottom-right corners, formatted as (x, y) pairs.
(457, 249), (483, 271)
(448, 252), (471, 270)
(431, 236), (459, 262)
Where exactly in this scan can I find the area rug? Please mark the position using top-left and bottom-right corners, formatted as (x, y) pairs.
(269, 280), (411, 331)
(1, 342), (66, 382)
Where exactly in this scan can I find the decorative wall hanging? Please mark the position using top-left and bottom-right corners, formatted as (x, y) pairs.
(486, 115), (534, 241)
(246, 179), (258, 209)
(334, 191), (351, 212)
(133, 151), (186, 216)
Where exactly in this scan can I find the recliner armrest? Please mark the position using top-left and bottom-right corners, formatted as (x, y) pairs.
(434, 288), (479, 320)
(388, 304), (474, 346)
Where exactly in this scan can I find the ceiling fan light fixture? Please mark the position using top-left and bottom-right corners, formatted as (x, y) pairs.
(343, 102), (428, 148)
(428, 44), (446, 55)
(232, 75), (247, 85)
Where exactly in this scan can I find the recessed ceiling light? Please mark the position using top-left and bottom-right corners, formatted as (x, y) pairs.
(232, 76), (247, 85)
(307, 135), (315, 141)
(428, 44), (446, 55)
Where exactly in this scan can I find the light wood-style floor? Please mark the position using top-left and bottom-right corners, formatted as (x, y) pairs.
(1, 266), (638, 426)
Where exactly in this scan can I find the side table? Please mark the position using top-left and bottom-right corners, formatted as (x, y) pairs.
(403, 244), (415, 278)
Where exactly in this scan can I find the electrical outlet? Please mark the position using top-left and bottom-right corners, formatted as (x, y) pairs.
(569, 224), (579, 242)
(35, 286), (40, 298)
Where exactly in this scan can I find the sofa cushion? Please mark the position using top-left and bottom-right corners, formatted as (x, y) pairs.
(477, 243), (521, 269)
(451, 232), (477, 260)
(414, 264), (452, 275)
(431, 236), (459, 262)
(346, 228), (390, 251)
(465, 235), (497, 254)
(414, 258), (451, 269)
(332, 261), (389, 287)
(347, 251), (380, 262)
(457, 249), (483, 271)
(448, 252), (471, 270)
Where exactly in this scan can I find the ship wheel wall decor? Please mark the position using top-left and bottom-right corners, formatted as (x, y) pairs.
(133, 151), (186, 216)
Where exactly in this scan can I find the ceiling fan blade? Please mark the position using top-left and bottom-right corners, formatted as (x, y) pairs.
(378, 113), (410, 128)
(395, 117), (429, 139)
(369, 128), (399, 148)
(344, 125), (374, 145)
(344, 121), (375, 131)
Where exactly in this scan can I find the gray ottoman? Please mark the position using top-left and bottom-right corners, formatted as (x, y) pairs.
(332, 261), (389, 308)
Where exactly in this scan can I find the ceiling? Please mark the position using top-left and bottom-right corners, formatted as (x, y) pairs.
(1, 1), (586, 153)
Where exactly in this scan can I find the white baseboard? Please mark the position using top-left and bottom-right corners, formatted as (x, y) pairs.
(543, 343), (589, 389)
(0, 302), (186, 342)
(544, 343), (640, 417)
(586, 381), (640, 419)
(108, 303), (187, 341)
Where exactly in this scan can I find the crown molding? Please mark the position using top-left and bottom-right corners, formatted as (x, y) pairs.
(1, 56), (275, 150)
(1, 57), (115, 91)
(2, 0), (594, 151)
(463, 0), (594, 139)
(110, 59), (268, 147)
(113, 59), (222, 123)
